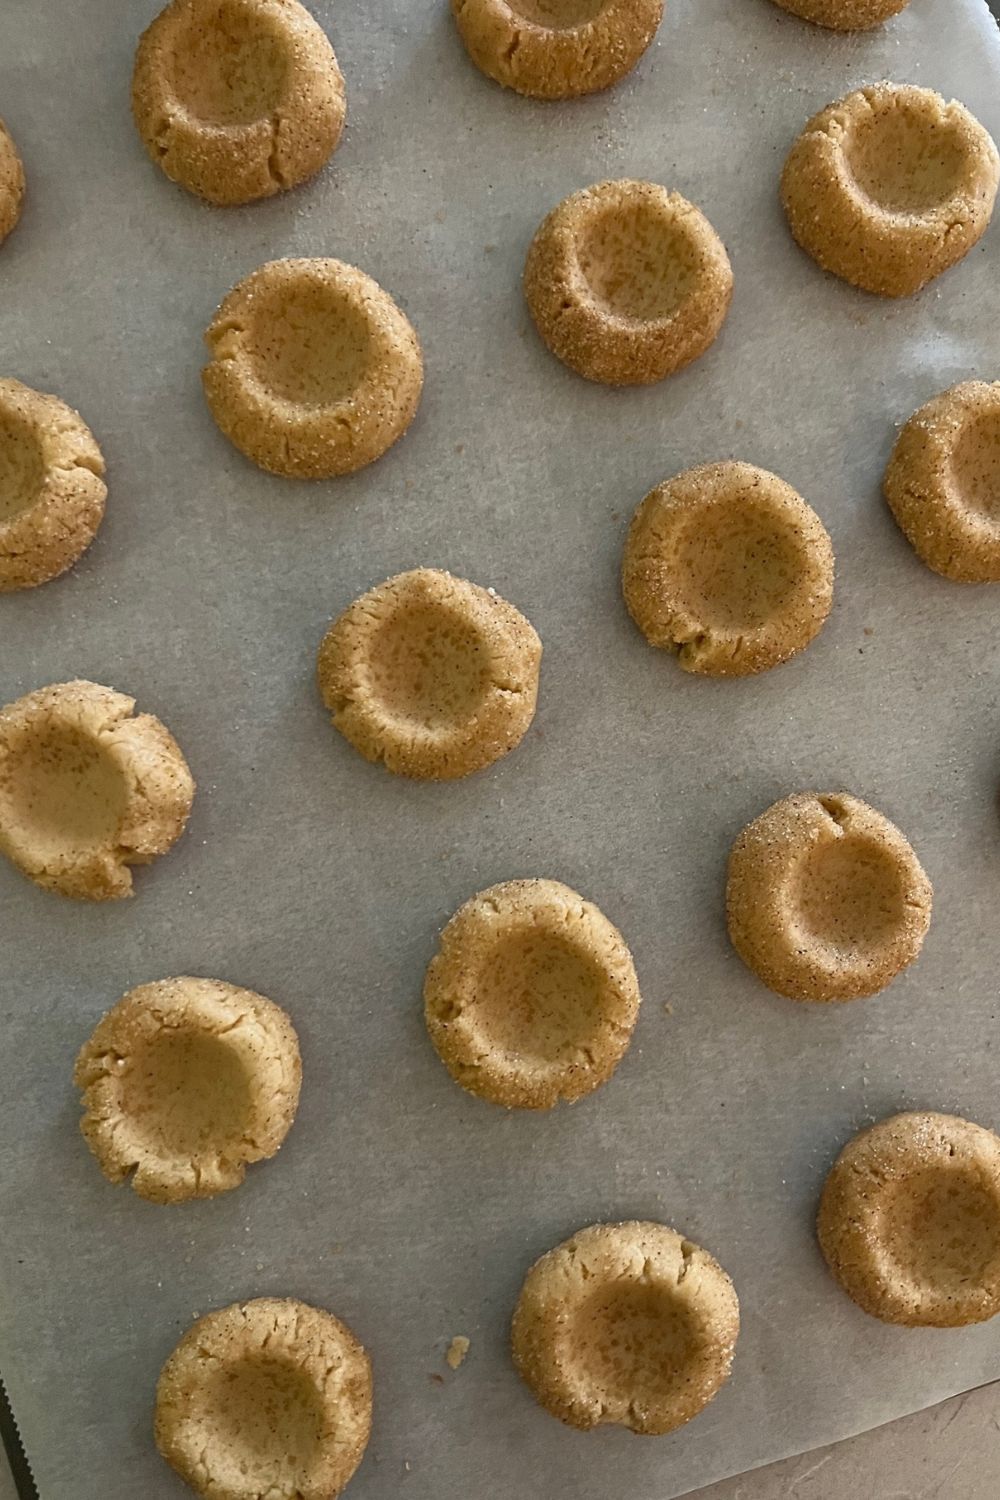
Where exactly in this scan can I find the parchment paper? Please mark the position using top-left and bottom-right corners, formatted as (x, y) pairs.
(1, 1), (1000, 1496)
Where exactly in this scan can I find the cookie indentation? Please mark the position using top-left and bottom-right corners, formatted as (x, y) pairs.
(132, 0), (346, 205)
(0, 681), (194, 900)
(511, 1221), (739, 1434)
(0, 119), (25, 246)
(884, 382), (1000, 581)
(424, 878), (640, 1108)
(75, 977), (301, 1204)
(817, 1112), (1000, 1326)
(781, 84), (1000, 297)
(726, 791), (932, 1002)
(156, 1298), (372, 1499)
(0, 379), (107, 592)
(203, 258), (423, 479)
(622, 462), (834, 676)
(769, 0), (911, 28)
(451, 0), (662, 101)
(318, 569), (541, 780)
(524, 180), (732, 385)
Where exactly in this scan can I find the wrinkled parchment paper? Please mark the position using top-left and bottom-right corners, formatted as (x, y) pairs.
(1, 1), (1000, 1495)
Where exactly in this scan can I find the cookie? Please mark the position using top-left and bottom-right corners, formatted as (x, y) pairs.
(132, 0), (345, 205)
(75, 977), (301, 1204)
(512, 1221), (739, 1433)
(0, 118), (25, 244)
(424, 878), (640, 1108)
(727, 792), (932, 1002)
(0, 680), (194, 900)
(155, 1298), (372, 1500)
(769, 0), (910, 27)
(622, 461), (834, 676)
(203, 257), (423, 478)
(0, 378), (106, 592)
(451, 0), (663, 101)
(884, 381), (1000, 582)
(781, 83), (1000, 297)
(318, 569), (541, 780)
(818, 1112), (1000, 1327)
(525, 179), (732, 384)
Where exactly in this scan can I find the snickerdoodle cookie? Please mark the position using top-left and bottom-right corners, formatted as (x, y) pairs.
(424, 878), (640, 1108)
(0, 379), (106, 592)
(0, 681), (194, 900)
(156, 1298), (372, 1500)
(0, 119), (24, 244)
(818, 1112), (1000, 1327)
(622, 462), (834, 676)
(451, 0), (663, 101)
(203, 258), (423, 478)
(769, 0), (910, 27)
(524, 180), (732, 385)
(318, 569), (541, 781)
(727, 792), (932, 1002)
(75, 977), (301, 1204)
(884, 381), (1000, 581)
(782, 84), (1000, 297)
(132, 0), (345, 205)
(512, 1221), (739, 1433)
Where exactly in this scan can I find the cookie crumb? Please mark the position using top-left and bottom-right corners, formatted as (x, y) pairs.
(446, 1335), (470, 1370)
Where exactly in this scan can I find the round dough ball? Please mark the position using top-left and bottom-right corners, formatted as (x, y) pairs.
(0, 118), (25, 244)
(424, 878), (640, 1108)
(0, 379), (106, 592)
(318, 569), (541, 780)
(622, 461), (834, 676)
(524, 179), (733, 384)
(512, 1221), (739, 1433)
(132, 0), (345, 206)
(781, 83), (1000, 297)
(0, 680), (194, 900)
(75, 976), (301, 1204)
(727, 792), (932, 1002)
(769, 0), (910, 28)
(155, 1298), (372, 1500)
(203, 257), (423, 478)
(451, 0), (663, 101)
(884, 381), (1000, 582)
(818, 1112), (1000, 1326)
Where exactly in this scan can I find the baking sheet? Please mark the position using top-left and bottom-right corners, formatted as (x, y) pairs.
(2, 1), (1000, 1496)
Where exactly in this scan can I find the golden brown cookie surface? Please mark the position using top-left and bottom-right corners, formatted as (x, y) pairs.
(884, 381), (1000, 582)
(203, 257), (423, 478)
(132, 0), (345, 205)
(318, 569), (541, 780)
(451, 0), (663, 100)
(424, 878), (640, 1108)
(769, 0), (910, 28)
(0, 379), (106, 592)
(622, 461), (834, 676)
(75, 977), (301, 1203)
(0, 680), (194, 900)
(818, 1112), (1000, 1326)
(155, 1298), (372, 1500)
(512, 1221), (739, 1432)
(726, 792), (931, 1002)
(524, 179), (732, 385)
(781, 83), (1000, 297)
(0, 119), (25, 244)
